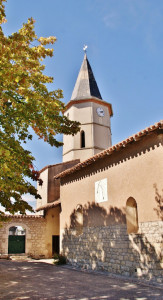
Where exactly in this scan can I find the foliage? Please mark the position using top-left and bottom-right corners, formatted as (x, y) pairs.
(0, 0), (80, 218)
(53, 253), (67, 265)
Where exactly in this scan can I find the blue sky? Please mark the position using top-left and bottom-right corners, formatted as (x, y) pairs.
(2, 0), (163, 208)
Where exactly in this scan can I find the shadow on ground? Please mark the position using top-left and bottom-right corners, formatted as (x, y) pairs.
(0, 260), (163, 300)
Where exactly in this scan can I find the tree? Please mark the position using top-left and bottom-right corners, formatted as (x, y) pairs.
(0, 0), (80, 220)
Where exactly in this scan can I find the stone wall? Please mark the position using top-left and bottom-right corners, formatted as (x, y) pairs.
(62, 221), (163, 284)
(0, 216), (47, 258)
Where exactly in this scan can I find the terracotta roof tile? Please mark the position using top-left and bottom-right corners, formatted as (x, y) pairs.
(54, 120), (163, 180)
(35, 199), (61, 212)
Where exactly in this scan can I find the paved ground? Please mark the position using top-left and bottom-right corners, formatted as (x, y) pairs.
(0, 260), (163, 300)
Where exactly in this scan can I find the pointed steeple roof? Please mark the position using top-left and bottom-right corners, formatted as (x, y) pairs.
(71, 54), (102, 101)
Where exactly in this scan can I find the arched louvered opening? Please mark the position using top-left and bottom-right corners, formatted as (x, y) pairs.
(81, 131), (85, 148)
(126, 197), (138, 234)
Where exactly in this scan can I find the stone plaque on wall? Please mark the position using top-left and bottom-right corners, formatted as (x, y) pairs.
(95, 178), (108, 203)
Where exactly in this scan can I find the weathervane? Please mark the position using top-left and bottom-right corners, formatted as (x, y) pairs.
(83, 44), (88, 53)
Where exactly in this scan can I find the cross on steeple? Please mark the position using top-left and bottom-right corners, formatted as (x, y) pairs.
(83, 45), (88, 53)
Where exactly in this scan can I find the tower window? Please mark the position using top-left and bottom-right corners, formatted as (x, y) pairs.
(81, 131), (85, 148)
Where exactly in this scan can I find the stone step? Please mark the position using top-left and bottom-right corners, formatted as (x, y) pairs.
(0, 254), (10, 260)
(9, 254), (29, 261)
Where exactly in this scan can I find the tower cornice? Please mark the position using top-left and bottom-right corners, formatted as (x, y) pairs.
(64, 97), (113, 117)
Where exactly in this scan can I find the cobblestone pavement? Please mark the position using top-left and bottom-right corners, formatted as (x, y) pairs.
(0, 260), (163, 300)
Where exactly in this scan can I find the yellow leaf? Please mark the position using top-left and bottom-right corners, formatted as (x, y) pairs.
(15, 76), (20, 83)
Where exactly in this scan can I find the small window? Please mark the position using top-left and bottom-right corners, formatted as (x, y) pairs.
(126, 197), (138, 234)
(81, 131), (85, 148)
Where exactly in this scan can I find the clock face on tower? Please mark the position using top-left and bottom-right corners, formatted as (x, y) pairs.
(96, 107), (104, 117)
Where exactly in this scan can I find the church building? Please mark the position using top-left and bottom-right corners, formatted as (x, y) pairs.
(0, 53), (162, 284)
(35, 53), (163, 284)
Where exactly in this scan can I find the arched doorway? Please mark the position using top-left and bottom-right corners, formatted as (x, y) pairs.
(8, 226), (26, 254)
(126, 197), (138, 234)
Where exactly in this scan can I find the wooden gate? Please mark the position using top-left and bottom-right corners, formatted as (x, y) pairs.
(8, 235), (25, 254)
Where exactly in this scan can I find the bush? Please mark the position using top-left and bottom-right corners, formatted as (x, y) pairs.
(53, 253), (59, 260)
(53, 253), (67, 265)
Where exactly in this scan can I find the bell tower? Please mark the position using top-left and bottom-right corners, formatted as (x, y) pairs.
(62, 53), (113, 162)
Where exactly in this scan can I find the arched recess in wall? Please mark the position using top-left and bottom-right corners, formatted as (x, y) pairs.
(75, 205), (83, 236)
(126, 197), (138, 234)
(81, 131), (85, 148)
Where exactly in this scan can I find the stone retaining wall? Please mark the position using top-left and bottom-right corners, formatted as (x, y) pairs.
(62, 221), (163, 284)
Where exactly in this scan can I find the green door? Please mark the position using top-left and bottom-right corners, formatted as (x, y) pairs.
(8, 235), (25, 254)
